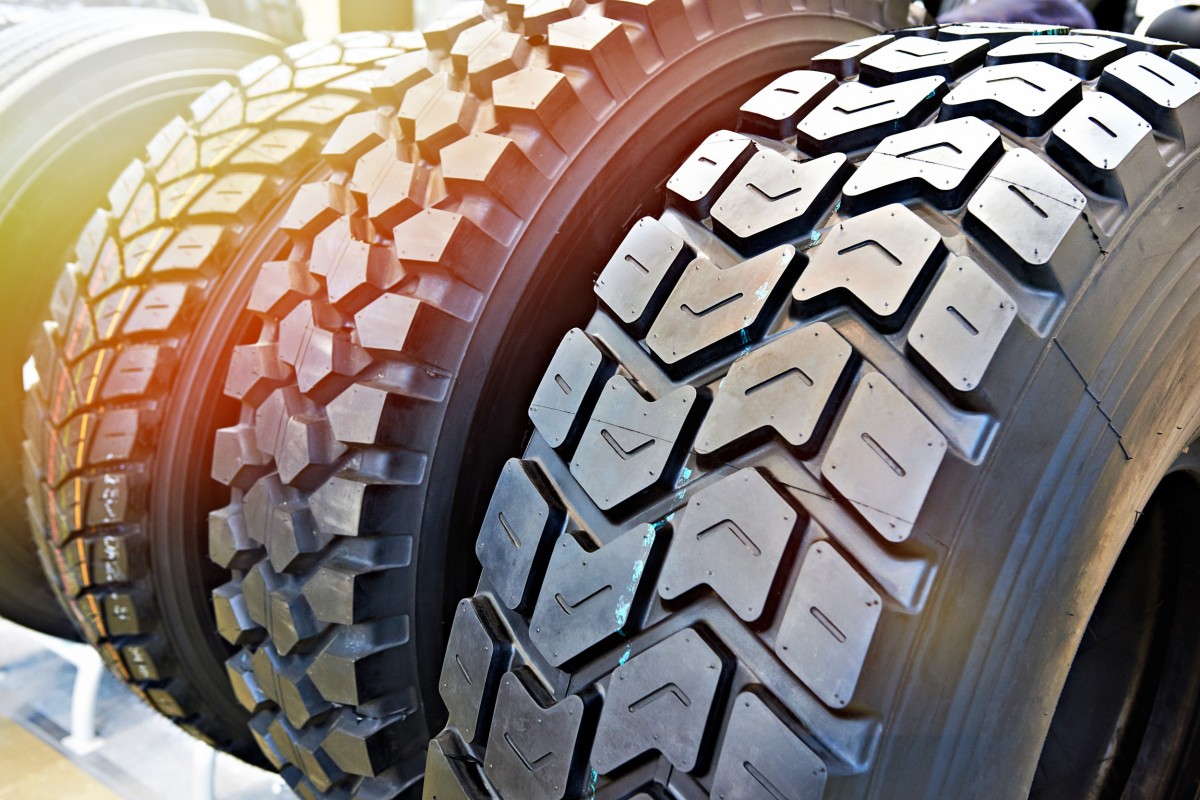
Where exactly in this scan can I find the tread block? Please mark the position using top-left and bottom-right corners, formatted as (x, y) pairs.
(305, 617), (416, 709)
(350, 141), (425, 235)
(965, 149), (1087, 279)
(301, 537), (413, 626)
(712, 150), (851, 253)
(985, 34), (1126, 80)
(515, 0), (586, 38)
(483, 672), (585, 800)
(422, 6), (485, 53)
(843, 117), (1002, 212)
(528, 329), (608, 449)
(646, 245), (798, 366)
(250, 644), (333, 728)
(570, 378), (697, 511)
(793, 204), (943, 326)
(935, 22), (1068, 45)
(940, 62), (1082, 137)
(797, 77), (948, 155)
(529, 524), (660, 666)
(710, 693), (827, 800)
(775, 542), (882, 709)
(439, 599), (508, 743)
(398, 73), (478, 160)
(449, 22), (530, 97)
(907, 255), (1017, 392)
(102, 591), (144, 637)
(736, 70), (837, 138)
(665, 131), (755, 217)
(695, 321), (853, 455)
(1048, 92), (1164, 204)
(594, 217), (694, 331)
(810, 34), (894, 79)
(1169, 48), (1200, 80)
(658, 468), (797, 622)
(822, 372), (947, 542)
(1099, 52), (1200, 146)
(213, 582), (262, 646)
(322, 709), (423, 778)
(546, 16), (643, 102)
(425, 734), (485, 799)
(1070, 30), (1182, 56)
(591, 628), (726, 774)
(859, 36), (988, 86)
(476, 459), (562, 610)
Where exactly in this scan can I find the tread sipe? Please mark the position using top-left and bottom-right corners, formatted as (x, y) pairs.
(425, 25), (1200, 800)
(23, 32), (418, 755)
(209, 0), (908, 797)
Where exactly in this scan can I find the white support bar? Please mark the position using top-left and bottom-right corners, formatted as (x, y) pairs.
(191, 743), (217, 800)
(23, 630), (105, 755)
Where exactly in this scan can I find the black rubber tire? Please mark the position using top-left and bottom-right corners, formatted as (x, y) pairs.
(208, 1), (909, 796)
(18, 0), (306, 41)
(0, 8), (276, 640)
(23, 32), (420, 756)
(424, 25), (1200, 800)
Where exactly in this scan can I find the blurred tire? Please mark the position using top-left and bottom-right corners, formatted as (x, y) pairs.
(24, 30), (420, 756)
(0, 8), (276, 637)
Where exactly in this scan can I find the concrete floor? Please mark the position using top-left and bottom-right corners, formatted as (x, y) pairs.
(0, 718), (118, 800)
(0, 620), (287, 799)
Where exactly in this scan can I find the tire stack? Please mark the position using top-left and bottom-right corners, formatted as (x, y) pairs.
(5, 6), (1200, 800)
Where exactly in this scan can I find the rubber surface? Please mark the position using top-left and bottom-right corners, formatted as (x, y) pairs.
(23, 32), (418, 755)
(0, 8), (277, 640)
(209, 1), (909, 796)
(424, 25), (1200, 800)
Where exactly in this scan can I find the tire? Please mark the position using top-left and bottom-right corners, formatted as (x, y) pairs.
(0, 8), (276, 640)
(23, 32), (420, 756)
(425, 25), (1200, 800)
(209, 1), (909, 796)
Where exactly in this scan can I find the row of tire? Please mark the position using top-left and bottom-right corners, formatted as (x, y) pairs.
(2, 2), (1198, 799)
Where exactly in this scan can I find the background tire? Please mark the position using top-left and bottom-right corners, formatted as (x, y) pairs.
(425, 25), (1200, 800)
(209, 1), (909, 796)
(23, 32), (419, 756)
(0, 7), (277, 640)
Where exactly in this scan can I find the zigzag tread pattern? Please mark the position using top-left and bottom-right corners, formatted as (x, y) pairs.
(423, 22), (1191, 800)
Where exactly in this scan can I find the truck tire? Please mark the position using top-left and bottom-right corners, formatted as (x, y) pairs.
(23, 32), (418, 756)
(209, 1), (909, 796)
(425, 25), (1200, 800)
(0, 8), (276, 640)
